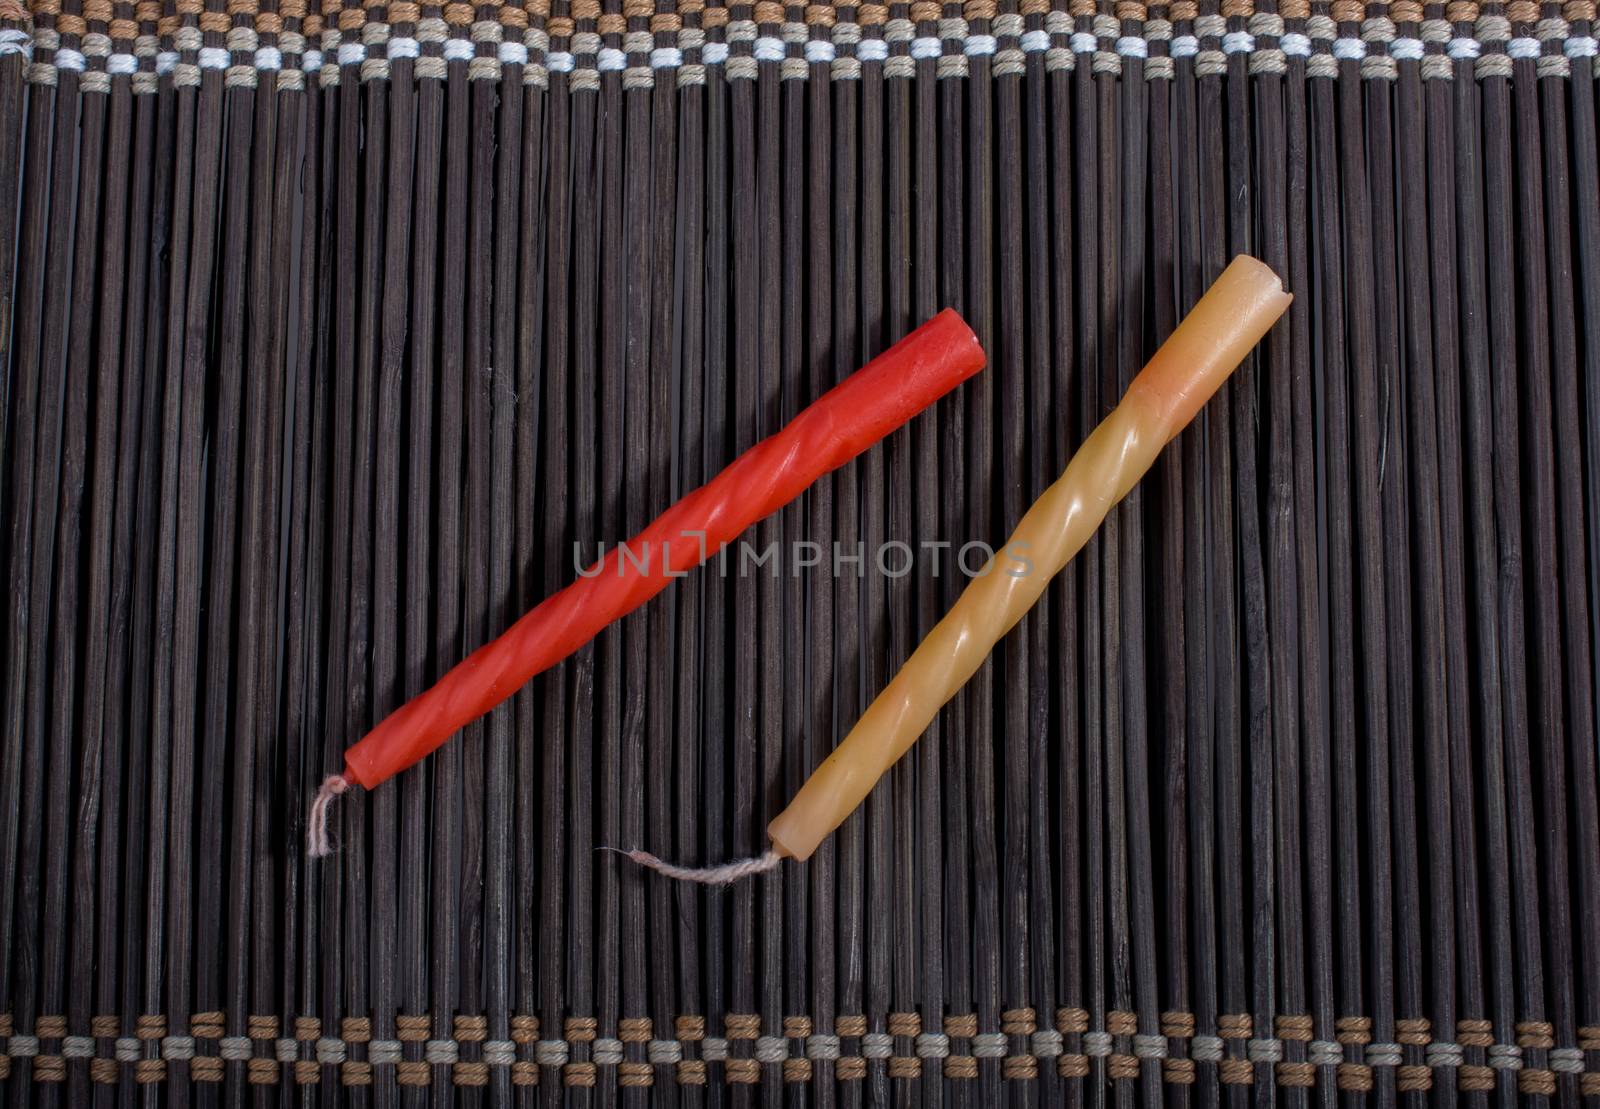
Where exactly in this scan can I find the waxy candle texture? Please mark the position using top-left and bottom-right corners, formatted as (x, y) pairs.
(766, 257), (1292, 861)
(339, 309), (986, 789)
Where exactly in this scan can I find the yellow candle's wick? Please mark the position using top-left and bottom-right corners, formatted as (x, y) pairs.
(766, 255), (1292, 863)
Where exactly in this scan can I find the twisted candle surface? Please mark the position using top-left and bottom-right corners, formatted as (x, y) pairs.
(764, 256), (1292, 861)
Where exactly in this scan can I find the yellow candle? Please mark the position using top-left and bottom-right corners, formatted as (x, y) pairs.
(766, 255), (1291, 862)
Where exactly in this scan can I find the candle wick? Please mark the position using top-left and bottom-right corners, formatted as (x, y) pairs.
(306, 773), (352, 857)
(606, 845), (782, 885)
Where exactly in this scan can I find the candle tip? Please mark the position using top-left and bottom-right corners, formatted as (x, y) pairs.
(306, 774), (351, 857)
(609, 845), (782, 885)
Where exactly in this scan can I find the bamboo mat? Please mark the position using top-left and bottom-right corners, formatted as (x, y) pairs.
(1, 0), (1600, 1101)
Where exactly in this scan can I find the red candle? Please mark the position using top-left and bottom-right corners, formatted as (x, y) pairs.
(337, 309), (983, 794)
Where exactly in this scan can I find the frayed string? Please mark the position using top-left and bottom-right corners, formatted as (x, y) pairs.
(306, 774), (351, 857)
(603, 845), (782, 885)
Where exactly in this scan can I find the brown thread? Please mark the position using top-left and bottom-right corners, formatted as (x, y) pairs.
(1395, 1018), (1431, 1046)
(945, 1014), (978, 1038)
(1335, 1017), (1373, 1045)
(137, 1016), (167, 1040)
(1109, 1054), (1142, 1080)
(650, 9), (679, 25)
(546, 9), (571, 28)
(342, 1062), (373, 1086)
(455, 1016), (488, 1043)
(725, 1014), (760, 1040)
(856, 3), (886, 20)
(677, 1060), (708, 1085)
(450, 1061), (485, 1087)
(1219, 1059), (1255, 1085)
(1578, 1025), (1600, 1051)
(595, 12), (624, 32)
(1161, 1011), (1196, 1038)
(1397, 1065), (1433, 1092)
(1330, 0), (1361, 18)
(913, 5), (944, 27)
(1503, 0), (1535, 17)
(396, 1062), (430, 1086)
(701, 1), (728, 21)
(90, 1060), (118, 1084)
(1280, 0), (1309, 13)
(1220, 0), (1252, 15)
(1563, 0), (1595, 20)
(1164, 1059), (1197, 1084)
(963, 0), (996, 17)
(396, 1015), (429, 1042)
(1001, 1008), (1037, 1036)
(1218, 1014), (1253, 1040)
(1444, 0), (1478, 16)
(135, 1060), (167, 1084)
(35, 1015), (67, 1039)
(837, 1015), (869, 1037)
(1058, 1054), (1091, 1078)
(1457, 1065), (1495, 1092)
(194, 1059), (229, 1083)
(338, 1017), (369, 1043)
(56, 11), (86, 32)
(511, 1015), (539, 1044)
(1390, 0), (1421, 17)
(944, 1056), (978, 1078)
(835, 1057), (867, 1080)
(1275, 1015), (1314, 1041)
(1455, 1019), (1493, 1047)
(724, 1058), (760, 1083)
(1518, 1069), (1557, 1096)
(889, 1056), (923, 1079)
(1514, 1021), (1555, 1049)
(888, 1012), (921, 1037)
(247, 1058), (278, 1085)
(1277, 1062), (1316, 1087)
(783, 1016), (813, 1039)
(783, 1058), (812, 1082)
(565, 1017), (598, 1043)
(1108, 1011), (1140, 1037)
(33, 1056), (67, 1083)
(1115, 0), (1146, 17)
(676, 1016), (706, 1041)
(1336, 1063), (1374, 1092)
(1055, 1008), (1090, 1035)
(1169, 0), (1198, 17)
(619, 1061), (653, 1086)
(564, 1062), (598, 1087)
(293, 1061), (319, 1085)
(1582, 1074), (1600, 1098)
(619, 1017), (652, 1042)
(90, 1016), (119, 1039)
(1020, 0), (1049, 13)
(512, 1061), (539, 1086)
(1002, 1056), (1038, 1080)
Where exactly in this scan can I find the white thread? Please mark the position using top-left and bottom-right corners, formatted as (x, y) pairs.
(367, 1040), (402, 1065)
(993, 48), (1024, 72)
(305, 774), (350, 857)
(1095, 12), (1118, 37)
(546, 50), (574, 71)
(1032, 1030), (1064, 1058)
(1189, 1035), (1225, 1061)
(1426, 1042), (1464, 1066)
(1281, 32), (1311, 54)
(55, 47), (86, 69)
(276, 1038), (299, 1062)
(1390, 36), (1423, 57)
(1071, 30), (1096, 52)
(939, 16), (967, 38)
(884, 18), (913, 41)
(753, 35), (783, 60)
(966, 32), (996, 54)
(162, 1037), (196, 1061)
(108, 52), (137, 72)
(726, 18), (756, 40)
(807, 1034), (841, 1059)
(115, 1039), (141, 1062)
(1567, 35), (1598, 55)
(1333, 36), (1366, 58)
(857, 38), (887, 60)
(702, 41), (729, 64)
(1549, 1048), (1584, 1073)
(478, 1040), (512, 1066)
(619, 847), (780, 885)
(972, 1033), (1008, 1058)
(316, 1038), (346, 1065)
(1448, 35), (1481, 57)
(499, 41), (526, 64)
(1021, 29), (1048, 51)
(1308, 1041), (1342, 1065)
(441, 37), (473, 60)
(534, 1040), (569, 1066)
(83, 32), (111, 56)
(592, 1039), (624, 1065)
(0, 28), (31, 58)
(1487, 1044), (1522, 1070)
(1083, 1031), (1114, 1057)
(1118, 34), (1148, 55)
(1366, 1043), (1403, 1067)
(1134, 1034), (1169, 1058)
(218, 1036), (251, 1060)
(700, 1038), (729, 1061)
(916, 1033), (951, 1058)
(911, 35), (941, 57)
(1247, 1038), (1283, 1063)
(597, 46), (625, 70)
(832, 20), (860, 43)
(1223, 30), (1254, 52)
(804, 38), (834, 62)
(648, 1039), (682, 1064)
(424, 1039), (458, 1065)
(754, 1036), (787, 1063)
(1307, 14), (1336, 38)
(1195, 13), (1225, 37)
(62, 1037), (95, 1059)
(651, 46), (682, 67)
(862, 1033), (893, 1059)
(831, 55), (862, 77)
(197, 45), (228, 67)
(1171, 33), (1198, 55)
